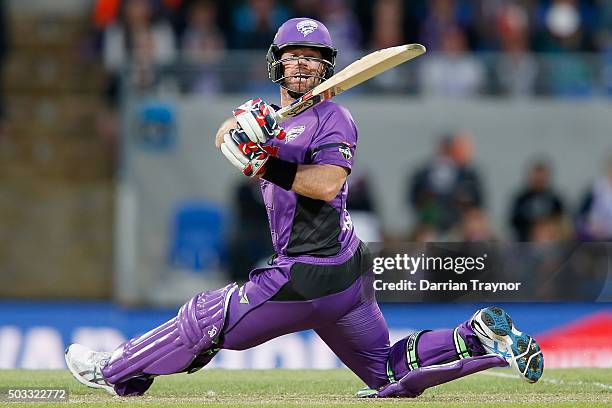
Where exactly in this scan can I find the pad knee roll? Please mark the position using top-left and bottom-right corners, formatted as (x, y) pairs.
(102, 283), (237, 384)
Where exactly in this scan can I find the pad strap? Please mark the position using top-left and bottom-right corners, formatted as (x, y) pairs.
(406, 330), (430, 371)
(453, 327), (472, 360)
(386, 360), (396, 383)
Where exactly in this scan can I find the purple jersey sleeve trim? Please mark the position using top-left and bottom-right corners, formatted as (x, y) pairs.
(312, 157), (353, 171)
(310, 104), (357, 168)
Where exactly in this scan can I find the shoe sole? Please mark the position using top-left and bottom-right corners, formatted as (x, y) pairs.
(477, 307), (544, 383)
(64, 345), (117, 396)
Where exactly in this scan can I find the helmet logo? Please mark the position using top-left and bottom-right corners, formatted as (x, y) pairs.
(296, 20), (318, 37)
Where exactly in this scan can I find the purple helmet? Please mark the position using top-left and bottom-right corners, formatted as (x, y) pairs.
(267, 18), (337, 96)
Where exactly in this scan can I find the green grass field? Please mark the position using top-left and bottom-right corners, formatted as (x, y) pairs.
(0, 368), (610, 407)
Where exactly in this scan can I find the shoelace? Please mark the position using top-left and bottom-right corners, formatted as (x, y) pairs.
(89, 352), (111, 370)
(89, 353), (113, 386)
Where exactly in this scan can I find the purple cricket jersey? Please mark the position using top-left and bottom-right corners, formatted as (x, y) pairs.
(261, 100), (359, 260)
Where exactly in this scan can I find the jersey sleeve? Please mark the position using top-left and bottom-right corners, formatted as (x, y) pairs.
(310, 106), (358, 171)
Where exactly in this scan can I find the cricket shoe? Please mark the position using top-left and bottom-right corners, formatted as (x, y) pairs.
(470, 306), (544, 383)
(65, 343), (116, 395)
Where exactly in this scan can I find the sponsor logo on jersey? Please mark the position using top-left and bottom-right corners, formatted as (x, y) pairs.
(296, 20), (318, 37)
(338, 144), (353, 160)
(342, 209), (353, 231)
(284, 125), (305, 143)
(238, 284), (250, 304)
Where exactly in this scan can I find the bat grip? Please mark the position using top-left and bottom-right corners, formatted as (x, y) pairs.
(272, 110), (285, 124)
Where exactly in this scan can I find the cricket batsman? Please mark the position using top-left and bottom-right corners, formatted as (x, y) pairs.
(66, 18), (543, 398)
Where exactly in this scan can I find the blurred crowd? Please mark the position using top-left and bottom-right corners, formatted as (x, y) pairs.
(401, 130), (612, 244)
(0, 0), (610, 134)
(92, 0), (612, 53)
(89, 0), (612, 99)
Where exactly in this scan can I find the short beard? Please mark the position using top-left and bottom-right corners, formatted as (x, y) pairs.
(287, 88), (305, 98)
(283, 76), (321, 98)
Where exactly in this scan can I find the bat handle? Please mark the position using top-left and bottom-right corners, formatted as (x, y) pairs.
(273, 103), (294, 124)
(273, 92), (315, 124)
(272, 110), (285, 125)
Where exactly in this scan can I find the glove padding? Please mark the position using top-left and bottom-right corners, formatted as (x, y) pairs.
(220, 127), (270, 177)
(232, 98), (286, 144)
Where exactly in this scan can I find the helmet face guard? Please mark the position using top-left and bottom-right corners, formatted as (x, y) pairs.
(267, 18), (337, 98)
(267, 43), (336, 97)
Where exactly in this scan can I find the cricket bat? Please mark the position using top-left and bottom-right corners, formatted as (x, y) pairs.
(274, 43), (426, 122)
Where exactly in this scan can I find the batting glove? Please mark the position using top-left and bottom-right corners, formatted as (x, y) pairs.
(220, 127), (272, 177)
(232, 98), (286, 144)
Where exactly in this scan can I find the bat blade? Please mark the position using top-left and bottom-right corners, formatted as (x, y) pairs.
(275, 43), (426, 122)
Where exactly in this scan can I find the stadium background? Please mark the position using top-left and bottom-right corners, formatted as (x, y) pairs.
(0, 0), (610, 371)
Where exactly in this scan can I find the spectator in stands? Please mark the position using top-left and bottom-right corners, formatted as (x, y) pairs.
(495, 2), (538, 96)
(600, 0), (612, 48)
(180, 0), (225, 94)
(181, 1), (226, 59)
(409, 136), (454, 232)
(368, 0), (405, 90)
(408, 223), (439, 242)
(291, 0), (322, 21)
(510, 159), (565, 241)
(370, 0), (403, 50)
(102, 0), (177, 101)
(599, 1), (612, 95)
(533, 0), (597, 96)
(418, 26), (485, 97)
(228, 178), (273, 282)
(577, 153), (612, 240)
(449, 129), (483, 211)
(408, 130), (483, 234)
(534, 0), (597, 53)
(346, 172), (381, 242)
(467, 1), (503, 51)
(419, 0), (475, 51)
(528, 216), (562, 242)
(321, 0), (361, 67)
(230, 0), (289, 49)
(450, 207), (497, 242)
(347, 172), (376, 214)
(159, 0), (190, 40)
